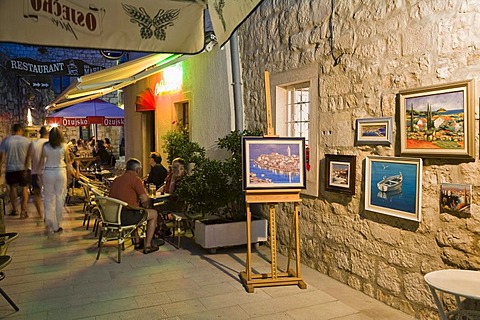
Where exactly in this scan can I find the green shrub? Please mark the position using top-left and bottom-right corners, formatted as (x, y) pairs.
(177, 129), (262, 220)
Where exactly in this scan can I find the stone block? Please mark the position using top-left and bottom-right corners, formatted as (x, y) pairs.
(403, 273), (435, 307)
(376, 262), (401, 295)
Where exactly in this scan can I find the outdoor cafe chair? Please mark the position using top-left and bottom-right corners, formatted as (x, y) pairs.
(0, 232), (19, 311)
(78, 180), (98, 231)
(95, 196), (147, 263)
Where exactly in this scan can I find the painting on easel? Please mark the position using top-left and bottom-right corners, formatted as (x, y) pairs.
(242, 137), (306, 190)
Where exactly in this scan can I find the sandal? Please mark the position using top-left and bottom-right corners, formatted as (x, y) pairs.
(133, 238), (144, 250)
(143, 245), (159, 254)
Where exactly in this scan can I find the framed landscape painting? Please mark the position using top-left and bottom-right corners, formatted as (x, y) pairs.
(399, 80), (475, 158)
(242, 137), (306, 190)
(356, 117), (392, 145)
(325, 154), (356, 194)
(440, 183), (472, 215)
(365, 156), (422, 222)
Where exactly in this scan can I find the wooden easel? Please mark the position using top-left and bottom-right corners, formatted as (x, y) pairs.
(239, 71), (307, 293)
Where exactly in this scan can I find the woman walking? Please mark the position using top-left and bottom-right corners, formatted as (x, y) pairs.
(38, 127), (71, 234)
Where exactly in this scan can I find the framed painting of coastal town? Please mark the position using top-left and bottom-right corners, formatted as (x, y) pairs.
(440, 183), (472, 216)
(365, 156), (422, 222)
(356, 117), (392, 145)
(399, 80), (475, 158)
(325, 154), (356, 194)
(242, 137), (306, 190)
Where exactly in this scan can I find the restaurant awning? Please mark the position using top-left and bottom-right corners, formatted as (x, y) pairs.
(47, 53), (187, 110)
(0, 0), (264, 54)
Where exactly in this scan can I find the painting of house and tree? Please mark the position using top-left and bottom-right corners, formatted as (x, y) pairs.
(399, 80), (474, 158)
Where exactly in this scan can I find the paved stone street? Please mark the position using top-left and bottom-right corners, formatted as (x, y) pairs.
(0, 197), (415, 319)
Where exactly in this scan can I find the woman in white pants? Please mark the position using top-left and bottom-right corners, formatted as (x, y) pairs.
(38, 127), (71, 234)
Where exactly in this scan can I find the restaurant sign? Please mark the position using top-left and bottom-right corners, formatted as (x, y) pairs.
(47, 117), (124, 126)
(103, 118), (124, 126)
(7, 58), (104, 76)
(47, 117), (88, 127)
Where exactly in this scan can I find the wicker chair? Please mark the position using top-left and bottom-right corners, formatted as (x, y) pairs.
(95, 196), (147, 263)
(0, 232), (19, 311)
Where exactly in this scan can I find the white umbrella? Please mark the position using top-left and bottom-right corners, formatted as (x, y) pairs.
(0, 0), (264, 54)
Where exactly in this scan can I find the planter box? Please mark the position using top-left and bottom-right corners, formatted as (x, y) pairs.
(195, 218), (267, 252)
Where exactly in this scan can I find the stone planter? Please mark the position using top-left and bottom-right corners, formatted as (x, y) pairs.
(194, 218), (268, 253)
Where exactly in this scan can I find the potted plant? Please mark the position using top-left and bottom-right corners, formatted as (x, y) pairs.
(175, 129), (267, 252)
(162, 128), (205, 168)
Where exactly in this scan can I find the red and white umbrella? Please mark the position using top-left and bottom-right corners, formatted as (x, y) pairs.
(46, 99), (124, 127)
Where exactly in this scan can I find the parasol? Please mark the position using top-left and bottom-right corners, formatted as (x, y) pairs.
(0, 0), (264, 54)
(46, 99), (124, 127)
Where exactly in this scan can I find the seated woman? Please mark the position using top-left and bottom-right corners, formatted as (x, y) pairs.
(155, 157), (187, 235)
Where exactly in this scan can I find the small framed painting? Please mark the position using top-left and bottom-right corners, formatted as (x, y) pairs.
(355, 117), (392, 145)
(440, 183), (472, 215)
(242, 137), (306, 190)
(325, 154), (356, 194)
(365, 156), (422, 222)
(398, 79), (475, 158)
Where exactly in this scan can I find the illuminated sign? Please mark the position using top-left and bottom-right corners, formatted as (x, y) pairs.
(154, 64), (183, 95)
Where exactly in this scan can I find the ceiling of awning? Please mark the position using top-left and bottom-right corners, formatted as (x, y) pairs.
(47, 53), (188, 110)
(0, 0), (264, 54)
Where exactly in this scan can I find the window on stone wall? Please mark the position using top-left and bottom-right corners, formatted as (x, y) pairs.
(271, 66), (318, 197)
(285, 83), (310, 144)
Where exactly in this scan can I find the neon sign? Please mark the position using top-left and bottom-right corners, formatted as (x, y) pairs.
(154, 64), (183, 95)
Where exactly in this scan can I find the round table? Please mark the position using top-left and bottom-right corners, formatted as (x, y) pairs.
(424, 269), (480, 320)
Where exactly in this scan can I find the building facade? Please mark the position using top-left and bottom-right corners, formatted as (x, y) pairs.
(123, 45), (238, 176)
(238, 1), (480, 318)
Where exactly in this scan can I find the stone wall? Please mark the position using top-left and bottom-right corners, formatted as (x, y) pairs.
(0, 65), (52, 139)
(0, 44), (122, 154)
(239, 0), (480, 318)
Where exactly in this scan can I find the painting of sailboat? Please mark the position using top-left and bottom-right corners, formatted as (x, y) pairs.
(377, 172), (403, 192)
(365, 156), (422, 222)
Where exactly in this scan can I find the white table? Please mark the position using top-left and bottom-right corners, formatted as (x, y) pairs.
(424, 269), (480, 320)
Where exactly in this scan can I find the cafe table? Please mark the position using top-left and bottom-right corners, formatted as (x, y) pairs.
(74, 157), (97, 170)
(151, 192), (172, 205)
(424, 269), (480, 320)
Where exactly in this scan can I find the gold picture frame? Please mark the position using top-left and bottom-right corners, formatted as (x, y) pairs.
(399, 79), (475, 158)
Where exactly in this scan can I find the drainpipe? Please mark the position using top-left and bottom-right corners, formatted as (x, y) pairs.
(229, 31), (243, 131)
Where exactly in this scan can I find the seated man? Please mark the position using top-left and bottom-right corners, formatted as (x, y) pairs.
(109, 158), (162, 254)
(145, 152), (168, 190)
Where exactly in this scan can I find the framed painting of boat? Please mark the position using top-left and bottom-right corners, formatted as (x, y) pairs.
(399, 79), (475, 158)
(440, 183), (472, 216)
(365, 156), (422, 222)
(355, 117), (392, 145)
(242, 137), (306, 190)
(325, 154), (356, 194)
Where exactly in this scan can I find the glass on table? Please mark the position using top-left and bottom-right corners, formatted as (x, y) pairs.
(148, 184), (157, 197)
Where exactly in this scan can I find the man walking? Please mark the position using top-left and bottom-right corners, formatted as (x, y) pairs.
(25, 126), (48, 219)
(0, 124), (32, 218)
